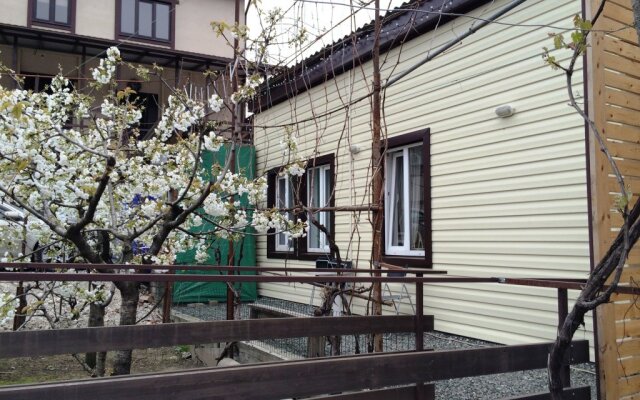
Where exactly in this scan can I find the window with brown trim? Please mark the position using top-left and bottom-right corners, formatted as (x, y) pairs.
(382, 128), (431, 268)
(30, 0), (74, 30)
(266, 154), (335, 260)
(118, 0), (174, 43)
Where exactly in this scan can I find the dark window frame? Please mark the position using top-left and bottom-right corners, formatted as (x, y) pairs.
(28, 0), (76, 32)
(116, 0), (176, 47)
(266, 153), (336, 261)
(381, 128), (432, 268)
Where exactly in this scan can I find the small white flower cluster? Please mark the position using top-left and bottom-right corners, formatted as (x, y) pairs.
(0, 292), (18, 326)
(287, 159), (306, 177)
(251, 210), (307, 239)
(230, 74), (264, 104)
(155, 94), (206, 141)
(91, 46), (120, 85)
(203, 131), (225, 152)
(208, 94), (224, 112)
(279, 128), (298, 156)
(195, 240), (209, 263)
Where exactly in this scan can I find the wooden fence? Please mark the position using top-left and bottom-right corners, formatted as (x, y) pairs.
(588, 0), (640, 398)
(0, 264), (603, 399)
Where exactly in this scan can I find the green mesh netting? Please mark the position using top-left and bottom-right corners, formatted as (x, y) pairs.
(172, 144), (257, 303)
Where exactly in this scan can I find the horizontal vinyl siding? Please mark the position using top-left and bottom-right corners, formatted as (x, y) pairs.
(254, 0), (590, 350)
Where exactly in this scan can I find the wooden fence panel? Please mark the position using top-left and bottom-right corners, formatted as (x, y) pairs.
(0, 315), (434, 358)
(590, 0), (640, 398)
(0, 341), (589, 400)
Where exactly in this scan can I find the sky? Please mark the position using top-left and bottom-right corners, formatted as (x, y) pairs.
(245, 0), (407, 65)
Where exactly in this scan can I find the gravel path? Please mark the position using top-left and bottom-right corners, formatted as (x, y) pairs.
(174, 297), (597, 400)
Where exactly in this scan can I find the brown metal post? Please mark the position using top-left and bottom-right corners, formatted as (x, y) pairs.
(415, 273), (424, 351)
(162, 274), (173, 323)
(415, 273), (425, 399)
(557, 288), (570, 387)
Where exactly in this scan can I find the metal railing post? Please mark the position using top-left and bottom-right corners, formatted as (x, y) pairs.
(557, 288), (570, 387)
(415, 273), (425, 400)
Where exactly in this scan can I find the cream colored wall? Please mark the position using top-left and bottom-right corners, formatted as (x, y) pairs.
(175, 0), (239, 58)
(253, 0), (593, 350)
(76, 0), (116, 39)
(0, 0), (28, 26)
(0, 0), (237, 58)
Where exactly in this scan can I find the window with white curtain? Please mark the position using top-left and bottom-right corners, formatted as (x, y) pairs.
(275, 175), (294, 252)
(307, 164), (331, 253)
(385, 143), (425, 256)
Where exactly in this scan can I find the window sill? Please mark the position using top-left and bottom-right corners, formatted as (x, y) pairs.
(266, 251), (296, 260)
(118, 34), (173, 47)
(382, 255), (431, 268)
(30, 20), (72, 31)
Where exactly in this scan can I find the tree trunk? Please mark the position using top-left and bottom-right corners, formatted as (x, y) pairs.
(111, 281), (139, 376)
(85, 301), (106, 376)
(549, 198), (640, 399)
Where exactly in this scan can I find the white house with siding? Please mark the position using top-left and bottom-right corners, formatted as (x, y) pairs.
(252, 0), (595, 351)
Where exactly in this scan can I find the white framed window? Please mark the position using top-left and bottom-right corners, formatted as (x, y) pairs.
(307, 164), (331, 253)
(385, 143), (425, 256)
(275, 175), (294, 252)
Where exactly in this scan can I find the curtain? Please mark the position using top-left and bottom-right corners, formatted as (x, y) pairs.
(409, 147), (424, 250)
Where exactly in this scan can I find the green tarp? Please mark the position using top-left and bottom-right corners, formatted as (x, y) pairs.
(173, 144), (257, 303)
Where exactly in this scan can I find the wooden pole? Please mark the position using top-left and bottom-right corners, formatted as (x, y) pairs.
(371, 0), (384, 353)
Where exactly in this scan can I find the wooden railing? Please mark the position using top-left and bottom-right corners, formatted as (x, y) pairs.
(0, 263), (607, 399)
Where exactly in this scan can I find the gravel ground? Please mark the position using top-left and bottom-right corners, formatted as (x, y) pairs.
(175, 297), (597, 400)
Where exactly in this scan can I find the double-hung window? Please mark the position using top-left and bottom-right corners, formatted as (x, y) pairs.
(306, 164), (331, 253)
(385, 144), (424, 256)
(383, 128), (430, 266)
(31, 0), (73, 28)
(266, 153), (335, 260)
(120, 0), (172, 42)
(275, 174), (294, 252)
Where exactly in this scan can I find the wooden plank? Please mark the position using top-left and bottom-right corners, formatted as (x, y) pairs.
(605, 1), (635, 26)
(616, 319), (640, 338)
(615, 299), (640, 320)
(619, 373), (640, 397)
(617, 338), (640, 358)
(605, 68), (640, 96)
(310, 385), (435, 400)
(500, 386), (591, 400)
(604, 36), (640, 64)
(606, 87), (640, 112)
(618, 355), (640, 377)
(602, 52), (640, 80)
(601, 16), (638, 45)
(597, 303), (621, 400)
(0, 341), (590, 400)
(0, 315), (434, 358)
(604, 121), (640, 144)
(609, 0), (632, 10)
(606, 104), (640, 129)
(607, 141), (640, 163)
